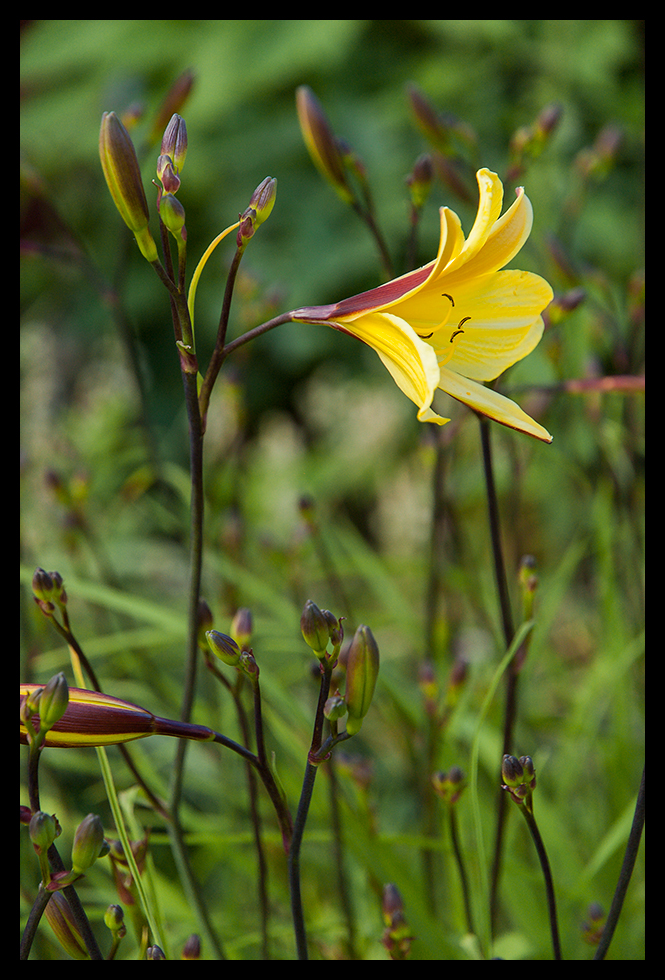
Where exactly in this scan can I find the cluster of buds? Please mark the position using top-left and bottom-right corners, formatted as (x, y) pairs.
(32, 567), (68, 618)
(236, 176), (277, 249)
(581, 902), (606, 946)
(431, 766), (466, 805)
(300, 599), (344, 664)
(381, 883), (413, 960)
(300, 601), (380, 736)
(501, 754), (537, 812)
(506, 102), (563, 182)
(205, 628), (260, 688)
(155, 113), (188, 241)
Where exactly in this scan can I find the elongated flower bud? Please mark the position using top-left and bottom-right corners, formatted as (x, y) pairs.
(344, 624), (380, 735)
(296, 86), (354, 204)
(71, 813), (106, 874)
(99, 111), (158, 262)
(206, 630), (241, 667)
(20, 684), (156, 747)
(20, 684), (219, 749)
(29, 810), (60, 854)
(248, 176), (277, 227)
(38, 672), (70, 733)
(161, 113), (188, 175)
(43, 890), (90, 959)
(301, 599), (331, 657)
(231, 607), (253, 649)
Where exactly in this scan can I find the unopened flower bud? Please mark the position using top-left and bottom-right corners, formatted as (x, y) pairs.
(406, 83), (450, 152)
(156, 154), (180, 194)
(519, 554), (538, 623)
(231, 607), (253, 649)
(47, 570), (68, 608)
(581, 902), (606, 946)
(104, 903), (126, 938)
(99, 111), (158, 263)
(43, 890), (90, 959)
(301, 599), (331, 657)
(536, 101), (563, 139)
(324, 693), (347, 721)
(39, 672), (70, 733)
(71, 813), (106, 874)
(206, 629), (241, 667)
(322, 609), (344, 649)
(161, 113), (188, 174)
(240, 650), (259, 682)
(32, 567), (54, 602)
(501, 753), (524, 787)
(382, 883), (404, 926)
(149, 70), (195, 145)
(196, 599), (214, 651)
(344, 624), (380, 735)
(519, 755), (536, 785)
(237, 207), (257, 247)
(20, 684), (158, 748)
(501, 753), (536, 809)
(296, 86), (354, 204)
(159, 192), (186, 240)
(29, 810), (60, 853)
(406, 153), (433, 210)
(249, 176), (277, 227)
(381, 883), (412, 960)
(181, 934), (201, 960)
(432, 765), (466, 805)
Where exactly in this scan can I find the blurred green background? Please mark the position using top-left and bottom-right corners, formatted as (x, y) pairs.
(21, 21), (643, 960)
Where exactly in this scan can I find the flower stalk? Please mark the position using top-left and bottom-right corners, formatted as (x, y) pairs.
(501, 755), (562, 959)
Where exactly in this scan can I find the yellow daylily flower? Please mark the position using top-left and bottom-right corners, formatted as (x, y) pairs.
(292, 169), (553, 441)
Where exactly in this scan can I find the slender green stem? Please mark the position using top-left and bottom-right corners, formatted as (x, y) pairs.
(521, 806), (562, 960)
(327, 756), (358, 958)
(221, 311), (296, 358)
(593, 766), (645, 960)
(288, 665), (333, 959)
(161, 252), (221, 954)
(478, 416), (521, 930)
(350, 200), (393, 281)
(289, 761), (318, 960)
(449, 807), (474, 935)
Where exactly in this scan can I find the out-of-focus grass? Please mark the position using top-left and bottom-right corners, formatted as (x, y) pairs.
(21, 20), (643, 959)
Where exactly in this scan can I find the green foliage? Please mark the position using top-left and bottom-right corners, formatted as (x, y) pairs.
(21, 20), (643, 959)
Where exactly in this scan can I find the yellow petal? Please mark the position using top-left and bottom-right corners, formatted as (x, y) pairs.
(443, 187), (533, 286)
(425, 206), (465, 280)
(439, 270), (553, 381)
(333, 311), (441, 418)
(440, 169), (504, 276)
(436, 367), (552, 441)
